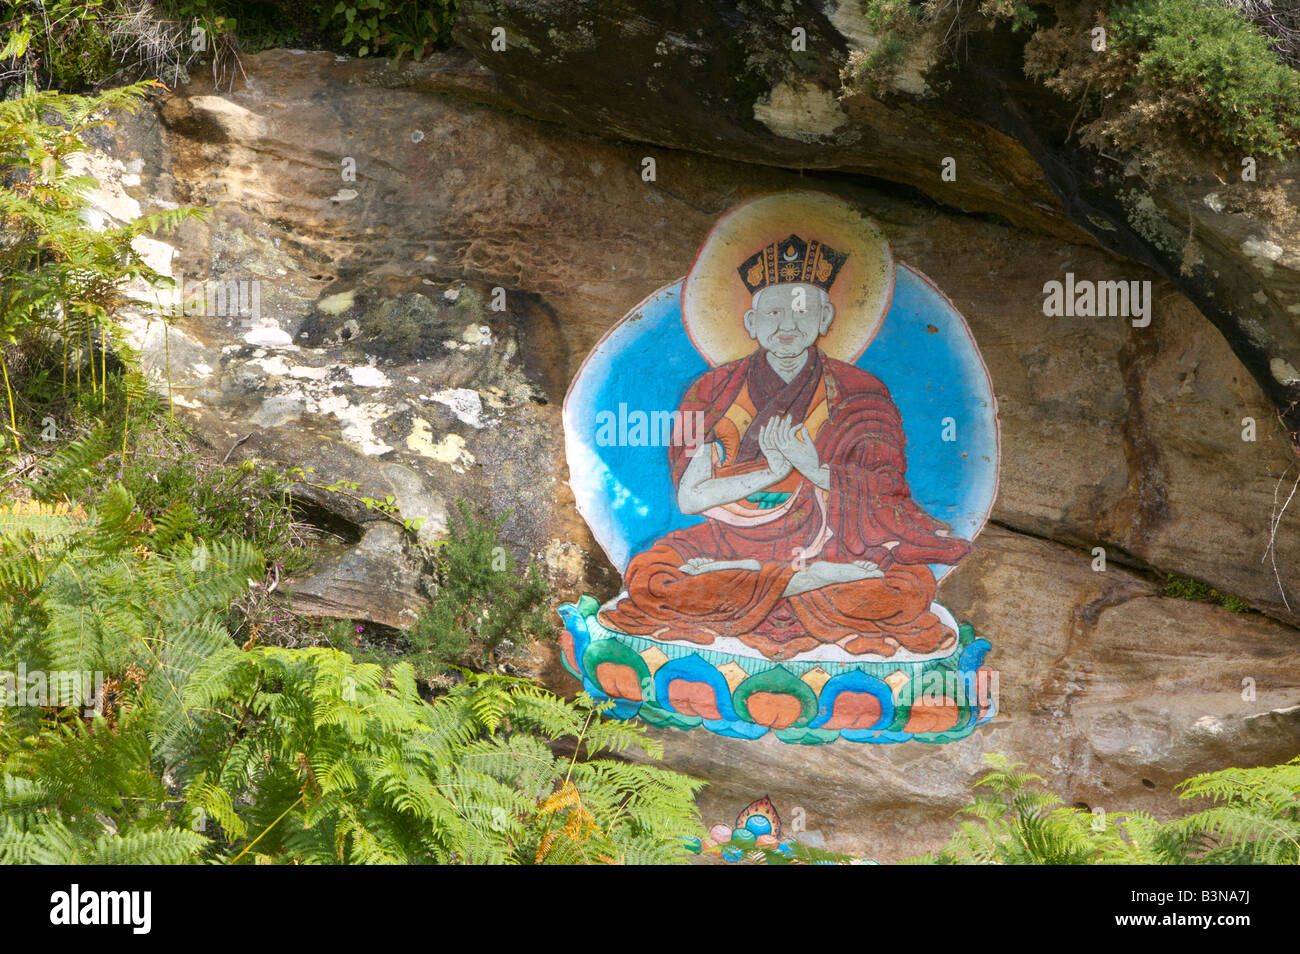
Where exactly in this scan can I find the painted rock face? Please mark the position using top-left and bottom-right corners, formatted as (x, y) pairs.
(558, 192), (1000, 746)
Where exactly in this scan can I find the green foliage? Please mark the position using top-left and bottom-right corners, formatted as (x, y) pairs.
(0, 481), (261, 737)
(0, 83), (206, 447)
(911, 753), (1300, 864)
(0, 480), (256, 862)
(182, 653), (703, 863)
(912, 754), (1127, 864)
(1103, 0), (1300, 160)
(1169, 757), (1300, 864)
(2, 0), (457, 95)
(405, 501), (553, 674)
(0, 476), (702, 865)
(0, 1), (117, 92)
(318, 0), (456, 61)
(853, 0), (925, 78)
(7, 360), (309, 578)
(1162, 574), (1250, 613)
(977, 0), (1037, 33)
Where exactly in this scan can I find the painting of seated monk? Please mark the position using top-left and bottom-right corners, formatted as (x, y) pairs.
(559, 191), (999, 743)
(599, 228), (974, 661)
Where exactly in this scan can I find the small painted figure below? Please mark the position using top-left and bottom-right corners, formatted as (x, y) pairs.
(599, 234), (972, 661)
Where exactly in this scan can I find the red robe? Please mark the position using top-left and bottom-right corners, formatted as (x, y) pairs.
(599, 348), (973, 660)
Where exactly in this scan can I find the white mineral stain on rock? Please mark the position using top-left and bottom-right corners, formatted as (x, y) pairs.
(425, 388), (485, 428)
(753, 79), (846, 141)
(406, 419), (475, 472)
(193, 362), (213, 378)
(244, 322), (294, 348)
(1270, 356), (1300, 386)
(288, 364), (329, 380)
(317, 289), (356, 315)
(348, 365), (391, 388)
(68, 150), (142, 227)
(251, 355), (291, 376)
(1241, 237), (1284, 261)
(130, 236), (176, 278)
(1242, 236), (1284, 276)
(1192, 715), (1226, 735)
(329, 189), (358, 203)
(337, 402), (393, 456)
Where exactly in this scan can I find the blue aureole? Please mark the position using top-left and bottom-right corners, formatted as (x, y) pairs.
(563, 264), (999, 580)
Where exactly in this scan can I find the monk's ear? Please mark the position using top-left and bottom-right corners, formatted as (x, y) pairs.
(820, 302), (835, 335)
(743, 308), (757, 339)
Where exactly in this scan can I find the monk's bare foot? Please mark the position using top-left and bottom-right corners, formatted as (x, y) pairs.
(783, 560), (879, 597)
(852, 560), (885, 578)
(679, 557), (761, 575)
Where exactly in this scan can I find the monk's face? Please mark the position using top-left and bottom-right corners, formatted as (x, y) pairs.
(744, 283), (833, 359)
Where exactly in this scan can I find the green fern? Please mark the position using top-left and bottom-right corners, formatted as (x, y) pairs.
(1168, 757), (1300, 864)
(913, 753), (1300, 865)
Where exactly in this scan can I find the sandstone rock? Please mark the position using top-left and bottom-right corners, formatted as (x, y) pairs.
(75, 47), (1300, 858)
(451, 0), (1300, 450)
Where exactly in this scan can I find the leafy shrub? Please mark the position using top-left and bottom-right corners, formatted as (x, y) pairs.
(404, 501), (553, 675)
(1108, 0), (1300, 159)
(0, 1), (116, 92)
(0, 1), (201, 93)
(1024, 0), (1300, 169)
(318, 0), (456, 61)
(1168, 757), (1300, 864)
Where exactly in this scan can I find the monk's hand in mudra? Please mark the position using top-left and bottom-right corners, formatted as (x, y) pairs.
(757, 418), (793, 478)
(771, 414), (827, 484)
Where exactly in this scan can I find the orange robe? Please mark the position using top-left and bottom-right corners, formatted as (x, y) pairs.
(598, 348), (972, 661)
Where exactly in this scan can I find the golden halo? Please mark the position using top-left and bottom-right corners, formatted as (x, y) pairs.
(681, 192), (894, 367)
